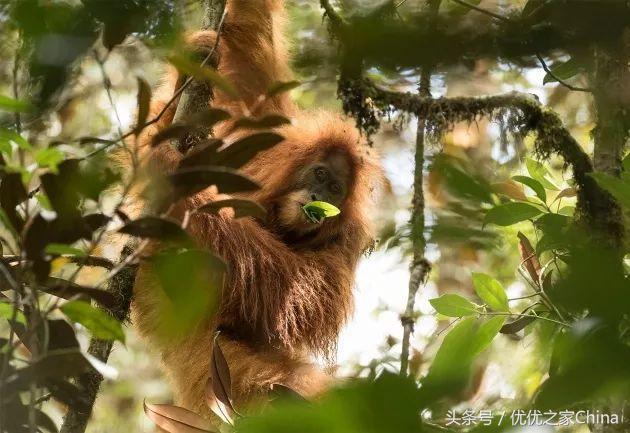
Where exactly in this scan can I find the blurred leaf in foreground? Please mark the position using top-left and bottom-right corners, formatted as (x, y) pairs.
(237, 373), (423, 433)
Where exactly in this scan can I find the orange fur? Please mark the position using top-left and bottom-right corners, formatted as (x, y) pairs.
(130, 0), (384, 415)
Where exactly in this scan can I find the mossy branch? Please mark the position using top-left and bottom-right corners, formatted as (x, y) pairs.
(340, 76), (617, 242)
(400, 0), (440, 378)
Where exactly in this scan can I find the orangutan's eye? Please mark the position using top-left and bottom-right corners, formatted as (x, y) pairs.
(315, 167), (327, 182)
(330, 182), (341, 194)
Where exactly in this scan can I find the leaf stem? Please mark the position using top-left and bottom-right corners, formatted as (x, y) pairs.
(479, 311), (570, 328)
(536, 53), (591, 93)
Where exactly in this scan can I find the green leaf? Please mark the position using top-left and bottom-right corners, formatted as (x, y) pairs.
(266, 80), (301, 97)
(500, 315), (536, 334)
(589, 172), (630, 209)
(134, 77), (152, 135)
(433, 155), (493, 204)
(0, 128), (32, 150)
(35, 192), (53, 211)
(119, 217), (189, 241)
(232, 115), (291, 131)
(526, 158), (558, 190)
(169, 54), (238, 98)
(150, 110), (230, 147)
(422, 316), (504, 397)
(484, 202), (543, 227)
(0, 137), (12, 156)
(169, 166), (260, 200)
(212, 132), (284, 169)
(470, 316), (505, 355)
(61, 300), (125, 343)
(3, 350), (93, 395)
(0, 302), (27, 325)
(512, 175), (547, 203)
(44, 243), (87, 257)
(237, 373), (424, 433)
(35, 147), (65, 172)
(472, 273), (509, 312)
(429, 294), (478, 317)
(554, 187), (577, 202)
(302, 201), (341, 223)
(0, 208), (18, 239)
(543, 57), (584, 85)
(150, 248), (225, 337)
(0, 95), (32, 113)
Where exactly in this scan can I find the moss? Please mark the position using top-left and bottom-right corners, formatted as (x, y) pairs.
(340, 77), (620, 244)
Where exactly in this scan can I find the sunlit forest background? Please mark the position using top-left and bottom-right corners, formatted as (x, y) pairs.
(0, 0), (628, 433)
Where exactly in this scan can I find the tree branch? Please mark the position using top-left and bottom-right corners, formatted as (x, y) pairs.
(340, 77), (616, 243)
(172, 1), (228, 153)
(400, 0), (439, 378)
(399, 73), (432, 377)
(59, 247), (136, 433)
(449, 0), (510, 22)
(320, 0), (348, 30)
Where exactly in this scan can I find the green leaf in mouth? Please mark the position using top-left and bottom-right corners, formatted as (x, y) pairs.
(302, 201), (341, 224)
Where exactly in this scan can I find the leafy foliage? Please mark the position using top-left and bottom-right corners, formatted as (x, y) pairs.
(0, 1), (291, 429)
(1, 0), (628, 432)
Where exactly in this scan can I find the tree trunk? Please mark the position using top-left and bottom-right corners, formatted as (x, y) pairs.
(173, 0), (226, 153)
(587, 29), (629, 433)
(589, 30), (630, 249)
(59, 252), (136, 433)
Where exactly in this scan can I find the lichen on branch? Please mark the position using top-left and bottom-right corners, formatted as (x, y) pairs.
(339, 76), (617, 241)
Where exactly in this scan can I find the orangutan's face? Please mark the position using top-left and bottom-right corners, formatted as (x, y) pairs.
(275, 151), (350, 234)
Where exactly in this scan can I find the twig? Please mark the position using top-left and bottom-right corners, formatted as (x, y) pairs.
(13, 38), (22, 134)
(2, 255), (114, 270)
(449, 0), (510, 22)
(94, 50), (125, 139)
(480, 311), (570, 328)
(536, 54), (591, 93)
(423, 420), (458, 432)
(508, 293), (541, 301)
(435, 317), (462, 337)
